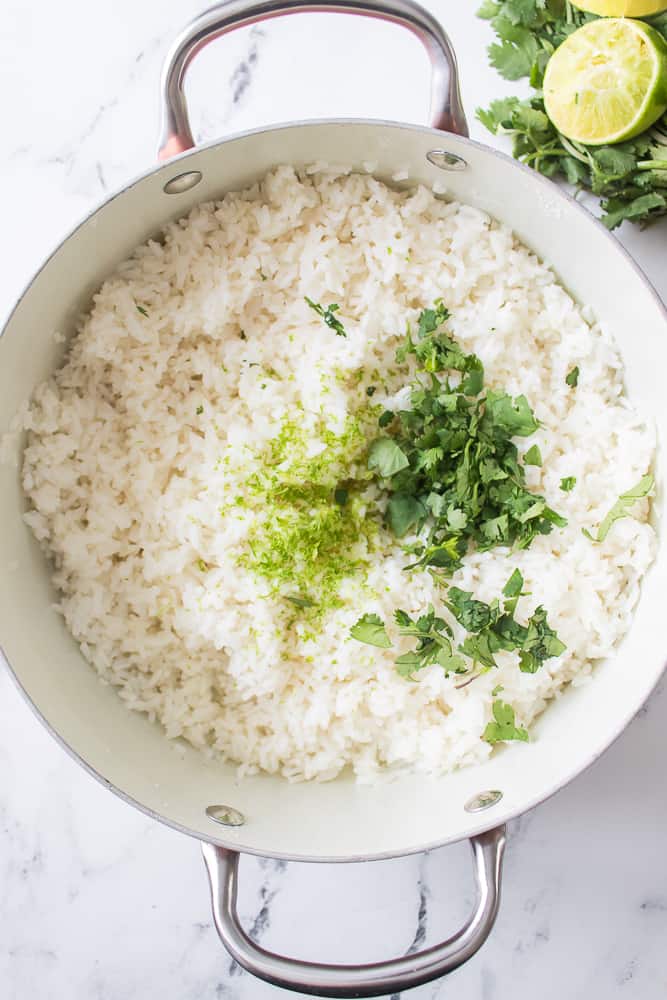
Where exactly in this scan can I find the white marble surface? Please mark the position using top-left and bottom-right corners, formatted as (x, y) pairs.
(1, 2), (667, 998)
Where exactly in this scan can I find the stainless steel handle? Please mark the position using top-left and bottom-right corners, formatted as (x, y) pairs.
(158, 0), (468, 159)
(201, 825), (505, 998)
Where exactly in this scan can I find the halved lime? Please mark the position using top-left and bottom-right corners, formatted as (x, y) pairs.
(570, 0), (667, 14)
(543, 18), (667, 145)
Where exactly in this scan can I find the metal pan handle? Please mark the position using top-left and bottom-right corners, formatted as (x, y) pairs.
(158, 0), (468, 159)
(201, 825), (505, 998)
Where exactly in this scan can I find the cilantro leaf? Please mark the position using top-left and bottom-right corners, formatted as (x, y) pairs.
(503, 567), (524, 597)
(560, 476), (576, 492)
(350, 613), (392, 648)
(387, 494), (426, 537)
(448, 587), (494, 631)
(482, 390), (540, 438)
(518, 606), (566, 673)
(483, 699), (529, 744)
(393, 606), (465, 678)
(524, 444), (542, 467)
(368, 438), (410, 478)
(566, 366), (579, 388)
(586, 474), (654, 543)
(305, 297), (347, 337)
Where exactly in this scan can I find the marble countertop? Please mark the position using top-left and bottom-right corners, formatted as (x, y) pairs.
(2, 2), (667, 998)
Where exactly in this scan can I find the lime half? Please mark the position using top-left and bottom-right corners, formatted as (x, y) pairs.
(570, 0), (667, 13)
(571, 0), (667, 17)
(544, 18), (667, 145)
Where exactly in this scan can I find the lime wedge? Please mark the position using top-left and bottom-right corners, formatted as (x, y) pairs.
(570, 1), (667, 14)
(543, 18), (667, 145)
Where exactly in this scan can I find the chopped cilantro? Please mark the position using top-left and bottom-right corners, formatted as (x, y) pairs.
(448, 569), (565, 673)
(560, 476), (576, 492)
(334, 487), (349, 506)
(503, 568), (524, 598)
(584, 474), (654, 543)
(305, 297), (347, 337)
(349, 570), (563, 689)
(196, 405), (204, 415)
(393, 606), (466, 679)
(367, 304), (565, 572)
(566, 366), (580, 388)
(350, 613), (391, 648)
(197, 559), (208, 572)
(136, 304), (149, 317)
(524, 444), (542, 467)
(366, 385), (377, 397)
(368, 438), (410, 478)
(483, 700), (529, 745)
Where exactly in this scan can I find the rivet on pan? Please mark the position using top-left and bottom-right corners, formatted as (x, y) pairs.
(426, 150), (468, 171)
(464, 790), (503, 813)
(163, 170), (203, 194)
(206, 804), (246, 827)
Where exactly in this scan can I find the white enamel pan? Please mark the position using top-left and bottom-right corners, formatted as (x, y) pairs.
(1, 1), (666, 995)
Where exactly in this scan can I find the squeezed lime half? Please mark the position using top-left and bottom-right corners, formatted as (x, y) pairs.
(544, 17), (667, 145)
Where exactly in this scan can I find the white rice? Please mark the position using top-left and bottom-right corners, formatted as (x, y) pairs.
(19, 166), (656, 782)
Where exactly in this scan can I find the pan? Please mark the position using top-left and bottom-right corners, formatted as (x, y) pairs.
(1, 0), (665, 995)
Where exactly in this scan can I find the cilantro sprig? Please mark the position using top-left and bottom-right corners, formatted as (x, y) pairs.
(483, 699), (529, 744)
(350, 569), (566, 687)
(477, 2), (667, 230)
(584, 474), (654, 542)
(367, 304), (565, 572)
(393, 607), (466, 678)
(305, 297), (347, 337)
(448, 569), (565, 675)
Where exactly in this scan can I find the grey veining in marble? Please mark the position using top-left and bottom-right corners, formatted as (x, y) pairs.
(1, 1), (666, 998)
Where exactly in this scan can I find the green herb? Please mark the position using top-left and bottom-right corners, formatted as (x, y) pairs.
(350, 613), (392, 648)
(566, 366), (580, 388)
(560, 476), (576, 492)
(258, 268), (268, 281)
(368, 437), (410, 478)
(350, 570), (564, 688)
(491, 683), (504, 696)
(393, 606), (466, 678)
(477, 3), (667, 230)
(483, 699), (529, 744)
(334, 487), (349, 506)
(286, 595), (315, 609)
(584, 474), (654, 543)
(448, 569), (565, 674)
(367, 305), (565, 571)
(503, 567), (524, 598)
(378, 410), (394, 428)
(197, 559), (208, 572)
(196, 405), (204, 415)
(524, 444), (542, 467)
(136, 304), (149, 318)
(305, 297), (347, 337)
(366, 385), (377, 397)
